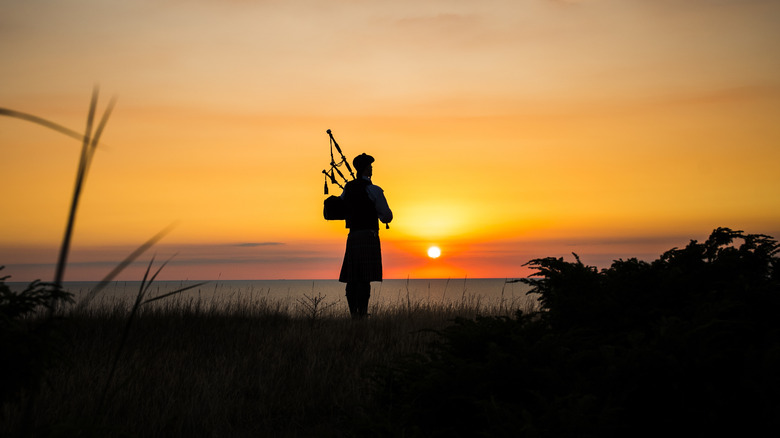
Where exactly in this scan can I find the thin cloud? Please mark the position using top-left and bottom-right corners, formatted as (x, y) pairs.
(546, 0), (587, 4)
(394, 13), (480, 28)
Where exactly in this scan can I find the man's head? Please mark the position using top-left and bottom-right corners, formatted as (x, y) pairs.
(353, 153), (375, 178)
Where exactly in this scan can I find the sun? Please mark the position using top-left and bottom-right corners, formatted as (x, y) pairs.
(427, 246), (441, 259)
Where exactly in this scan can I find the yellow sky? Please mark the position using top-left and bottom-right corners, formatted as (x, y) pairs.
(2, 0), (780, 281)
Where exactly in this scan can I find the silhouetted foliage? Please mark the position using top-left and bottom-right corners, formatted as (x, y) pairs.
(369, 228), (780, 437)
(0, 267), (73, 405)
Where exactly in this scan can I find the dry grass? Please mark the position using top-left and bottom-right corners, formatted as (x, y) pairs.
(1, 291), (535, 437)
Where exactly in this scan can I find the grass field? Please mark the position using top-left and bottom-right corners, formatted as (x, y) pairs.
(1, 292), (535, 437)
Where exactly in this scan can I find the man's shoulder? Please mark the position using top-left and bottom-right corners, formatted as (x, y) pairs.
(346, 178), (370, 187)
(345, 179), (372, 199)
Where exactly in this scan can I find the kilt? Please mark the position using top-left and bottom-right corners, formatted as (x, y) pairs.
(339, 230), (383, 283)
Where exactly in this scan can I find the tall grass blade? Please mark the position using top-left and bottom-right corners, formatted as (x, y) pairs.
(143, 281), (208, 305)
(139, 253), (176, 302)
(85, 94), (116, 169)
(0, 107), (92, 143)
(97, 256), (156, 413)
(53, 87), (100, 290)
(97, 255), (206, 416)
(76, 223), (176, 310)
(1, 90), (115, 294)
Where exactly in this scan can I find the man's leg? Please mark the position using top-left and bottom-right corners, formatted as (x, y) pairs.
(346, 282), (370, 319)
(356, 282), (370, 317)
(345, 282), (358, 316)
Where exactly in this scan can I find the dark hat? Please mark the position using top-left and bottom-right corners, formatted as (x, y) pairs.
(353, 153), (374, 176)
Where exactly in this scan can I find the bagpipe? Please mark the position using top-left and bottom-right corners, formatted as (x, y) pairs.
(322, 129), (353, 221)
(321, 129), (390, 229)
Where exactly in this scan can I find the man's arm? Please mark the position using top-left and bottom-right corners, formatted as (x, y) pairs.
(367, 185), (393, 224)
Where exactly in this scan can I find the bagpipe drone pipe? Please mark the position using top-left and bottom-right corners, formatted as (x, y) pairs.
(321, 129), (389, 229)
(322, 129), (353, 221)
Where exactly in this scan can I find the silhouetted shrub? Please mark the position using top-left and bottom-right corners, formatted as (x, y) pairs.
(0, 268), (73, 405)
(369, 228), (780, 437)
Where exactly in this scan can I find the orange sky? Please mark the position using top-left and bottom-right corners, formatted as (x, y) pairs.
(2, 0), (780, 281)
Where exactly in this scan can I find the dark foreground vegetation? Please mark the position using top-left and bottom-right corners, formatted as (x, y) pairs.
(0, 279), (523, 437)
(2, 227), (779, 437)
(369, 227), (780, 437)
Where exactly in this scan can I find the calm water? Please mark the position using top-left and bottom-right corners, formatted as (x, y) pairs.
(8, 278), (536, 312)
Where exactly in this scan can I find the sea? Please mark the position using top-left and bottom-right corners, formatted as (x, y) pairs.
(7, 278), (537, 313)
